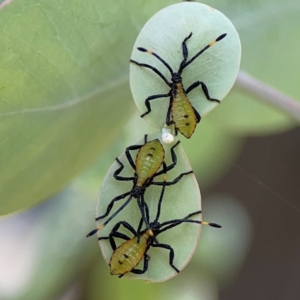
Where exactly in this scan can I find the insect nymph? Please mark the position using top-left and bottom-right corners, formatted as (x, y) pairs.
(99, 184), (221, 278)
(86, 135), (193, 237)
(130, 32), (226, 138)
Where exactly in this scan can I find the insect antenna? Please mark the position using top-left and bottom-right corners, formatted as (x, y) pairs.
(137, 47), (174, 76)
(179, 33), (227, 72)
(157, 210), (222, 235)
(130, 59), (171, 87)
(86, 195), (134, 237)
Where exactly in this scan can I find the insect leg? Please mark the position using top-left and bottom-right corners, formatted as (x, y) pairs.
(166, 96), (174, 125)
(140, 195), (150, 226)
(99, 231), (130, 250)
(137, 199), (149, 242)
(185, 81), (220, 103)
(154, 182), (167, 223)
(166, 170), (193, 184)
(114, 158), (135, 181)
(137, 196), (149, 229)
(144, 134), (148, 143)
(140, 93), (170, 118)
(130, 254), (149, 275)
(154, 141), (180, 177)
(124, 141), (147, 170)
(110, 232), (129, 250)
(135, 215), (145, 243)
(179, 32), (193, 70)
(151, 243), (179, 273)
(110, 220), (137, 237)
(152, 170), (193, 186)
(192, 106), (201, 123)
(166, 141), (180, 171)
(174, 127), (178, 136)
(95, 192), (131, 221)
(98, 220), (137, 247)
(119, 221), (138, 236)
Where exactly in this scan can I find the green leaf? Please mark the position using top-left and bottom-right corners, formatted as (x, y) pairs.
(94, 133), (207, 282)
(0, 0), (175, 215)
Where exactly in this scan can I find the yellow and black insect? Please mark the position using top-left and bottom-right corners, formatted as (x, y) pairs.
(87, 135), (192, 237)
(99, 185), (221, 277)
(130, 32), (226, 138)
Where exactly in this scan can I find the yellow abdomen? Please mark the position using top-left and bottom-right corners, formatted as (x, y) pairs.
(135, 139), (164, 186)
(109, 231), (151, 276)
(171, 83), (197, 138)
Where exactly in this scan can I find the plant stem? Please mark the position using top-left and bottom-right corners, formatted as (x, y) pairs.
(235, 71), (300, 122)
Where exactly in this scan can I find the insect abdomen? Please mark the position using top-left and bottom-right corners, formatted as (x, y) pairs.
(171, 84), (197, 138)
(135, 139), (165, 186)
(109, 232), (150, 276)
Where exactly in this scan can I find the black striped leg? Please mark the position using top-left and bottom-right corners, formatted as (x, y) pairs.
(114, 158), (135, 181)
(124, 144), (143, 170)
(154, 140), (181, 177)
(140, 93), (171, 118)
(185, 80), (220, 103)
(99, 232), (130, 250)
(151, 170), (193, 186)
(151, 243), (179, 273)
(119, 254), (149, 278)
(179, 32), (193, 71)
